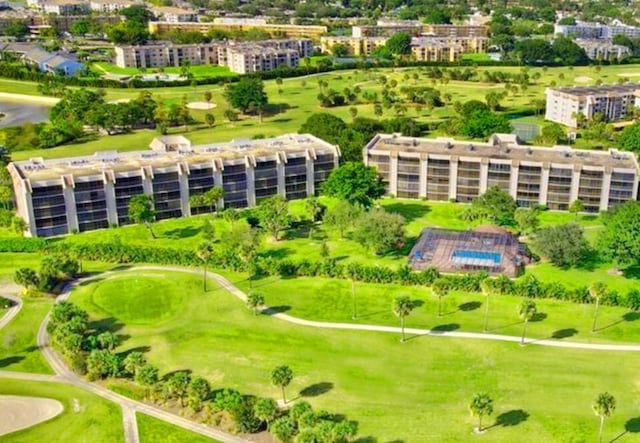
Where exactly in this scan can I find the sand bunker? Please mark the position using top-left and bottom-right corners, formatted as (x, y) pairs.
(108, 98), (130, 104)
(574, 76), (593, 83)
(0, 395), (64, 436)
(617, 73), (640, 77)
(187, 101), (217, 110)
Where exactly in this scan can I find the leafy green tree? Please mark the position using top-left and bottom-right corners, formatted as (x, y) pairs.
(224, 77), (268, 115)
(552, 36), (589, 65)
(134, 364), (158, 387)
(128, 194), (156, 239)
(385, 32), (412, 55)
(271, 416), (295, 443)
(247, 292), (265, 315)
(290, 401), (313, 426)
(569, 199), (584, 220)
(518, 300), (537, 345)
(70, 19), (90, 36)
(14, 268), (39, 292)
(598, 201), (640, 267)
(593, 392), (616, 443)
(432, 279), (449, 317)
(204, 113), (216, 128)
(353, 207), (405, 254)
(258, 195), (291, 240)
(254, 398), (278, 431)
(617, 122), (640, 153)
(97, 331), (119, 351)
(86, 349), (121, 380)
(323, 201), (362, 238)
(166, 371), (191, 407)
(589, 282), (608, 333)
(332, 421), (357, 442)
(270, 365), (293, 404)
(470, 186), (517, 226)
(515, 39), (554, 64)
(123, 352), (146, 376)
(304, 197), (325, 223)
(459, 109), (512, 139)
(537, 123), (566, 145)
(323, 162), (385, 208)
(393, 295), (415, 342)
(515, 208), (540, 235)
(203, 90), (213, 103)
(533, 223), (589, 268)
(196, 241), (214, 291)
(469, 393), (494, 432)
(188, 376), (211, 411)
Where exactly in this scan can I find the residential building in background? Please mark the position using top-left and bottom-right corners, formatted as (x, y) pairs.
(40, 0), (89, 15)
(148, 20), (327, 41)
(114, 39), (312, 73)
(150, 6), (198, 23)
(364, 133), (638, 212)
(89, 0), (136, 13)
(545, 83), (640, 127)
(574, 39), (630, 61)
(1, 43), (86, 76)
(554, 20), (640, 39)
(8, 134), (340, 237)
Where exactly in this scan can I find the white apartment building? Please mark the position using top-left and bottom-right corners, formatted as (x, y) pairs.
(114, 39), (312, 73)
(554, 20), (640, 39)
(545, 83), (640, 127)
(150, 6), (198, 23)
(89, 0), (136, 13)
(575, 39), (631, 61)
(41, 0), (89, 15)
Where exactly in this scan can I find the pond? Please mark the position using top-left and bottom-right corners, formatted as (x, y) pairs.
(0, 100), (51, 128)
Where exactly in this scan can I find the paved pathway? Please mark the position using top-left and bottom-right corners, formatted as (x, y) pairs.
(0, 284), (22, 332)
(129, 265), (640, 352)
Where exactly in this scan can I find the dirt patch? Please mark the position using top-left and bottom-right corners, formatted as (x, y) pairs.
(574, 76), (593, 83)
(187, 101), (217, 110)
(0, 395), (64, 436)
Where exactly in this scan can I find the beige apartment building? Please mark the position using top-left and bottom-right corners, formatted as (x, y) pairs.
(364, 133), (639, 213)
(8, 134), (340, 237)
(148, 20), (327, 40)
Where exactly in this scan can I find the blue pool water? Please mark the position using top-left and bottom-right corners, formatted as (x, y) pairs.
(452, 250), (501, 265)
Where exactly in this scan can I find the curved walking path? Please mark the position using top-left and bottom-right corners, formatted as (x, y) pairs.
(128, 265), (640, 352)
(0, 284), (23, 332)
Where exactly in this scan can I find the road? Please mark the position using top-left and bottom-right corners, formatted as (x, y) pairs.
(0, 284), (23, 331)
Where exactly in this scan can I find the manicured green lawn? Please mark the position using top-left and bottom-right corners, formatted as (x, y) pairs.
(11, 62), (640, 160)
(224, 272), (640, 344)
(137, 413), (219, 443)
(93, 62), (237, 79)
(69, 269), (640, 442)
(0, 378), (124, 443)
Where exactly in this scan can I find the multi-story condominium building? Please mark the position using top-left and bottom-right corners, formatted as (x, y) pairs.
(410, 37), (462, 62)
(554, 20), (640, 39)
(364, 133), (639, 212)
(545, 83), (640, 127)
(148, 21), (327, 41)
(351, 20), (488, 39)
(150, 6), (198, 23)
(8, 134), (340, 237)
(422, 24), (488, 38)
(89, 0), (136, 13)
(114, 39), (312, 72)
(40, 0), (89, 15)
(321, 34), (485, 58)
(574, 39), (630, 61)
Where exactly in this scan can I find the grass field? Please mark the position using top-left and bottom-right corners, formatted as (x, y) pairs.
(68, 269), (640, 442)
(136, 413), (219, 443)
(93, 63), (237, 79)
(0, 378), (124, 443)
(9, 62), (640, 161)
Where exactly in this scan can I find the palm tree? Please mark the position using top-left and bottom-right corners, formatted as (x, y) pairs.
(518, 300), (537, 345)
(393, 296), (415, 343)
(432, 279), (449, 317)
(247, 292), (265, 315)
(196, 241), (214, 292)
(469, 393), (494, 433)
(270, 365), (293, 404)
(480, 279), (492, 332)
(589, 282), (608, 333)
(593, 392), (616, 443)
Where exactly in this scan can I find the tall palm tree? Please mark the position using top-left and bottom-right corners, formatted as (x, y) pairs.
(469, 392), (494, 433)
(432, 279), (449, 317)
(196, 241), (214, 292)
(518, 300), (537, 345)
(593, 392), (616, 443)
(393, 296), (415, 343)
(480, 279), (493, 332)
(589, 282), (608, 333)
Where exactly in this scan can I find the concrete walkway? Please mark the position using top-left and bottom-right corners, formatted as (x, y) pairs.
(0, 285), (22, 332)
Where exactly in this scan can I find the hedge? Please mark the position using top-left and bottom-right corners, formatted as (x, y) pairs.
(3, 237), (639, 310)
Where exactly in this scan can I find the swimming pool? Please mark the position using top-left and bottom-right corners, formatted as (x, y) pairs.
(451, 250), (501, 266)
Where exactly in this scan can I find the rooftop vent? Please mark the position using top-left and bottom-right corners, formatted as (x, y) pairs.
(467, 144), (475, 152)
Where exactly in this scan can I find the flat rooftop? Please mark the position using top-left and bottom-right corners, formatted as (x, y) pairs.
(366, 133), (638, 170)
(10, 133), (337, 183)
(548, 82), (640, 97)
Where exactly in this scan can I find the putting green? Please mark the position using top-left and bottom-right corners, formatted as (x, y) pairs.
(88, 275), (185, 325)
